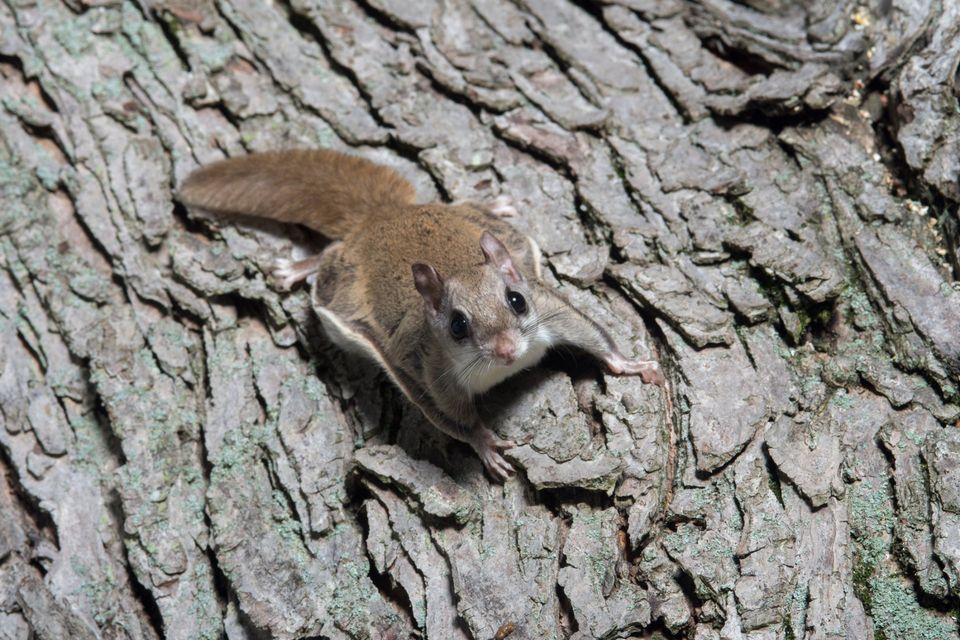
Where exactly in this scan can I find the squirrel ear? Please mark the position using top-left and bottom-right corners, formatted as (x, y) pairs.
(412, 263), (445, 313)
(480, 231), (521, 283)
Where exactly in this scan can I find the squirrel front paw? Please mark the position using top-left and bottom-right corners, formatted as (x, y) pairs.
(472, 428), (515, 482)
(605, 352), (665, 386)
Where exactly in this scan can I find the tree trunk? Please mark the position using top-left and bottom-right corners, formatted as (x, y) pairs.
(1, 0), (958, 638)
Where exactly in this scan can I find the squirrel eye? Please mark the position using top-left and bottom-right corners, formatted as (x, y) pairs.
(449, 311), (469, 340)
(507, 291), (527, 315)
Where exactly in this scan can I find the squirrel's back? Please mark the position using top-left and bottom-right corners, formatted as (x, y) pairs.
(179, 149), (416, 239)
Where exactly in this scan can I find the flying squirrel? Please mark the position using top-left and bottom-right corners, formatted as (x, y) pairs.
(179, 149), (664, 481)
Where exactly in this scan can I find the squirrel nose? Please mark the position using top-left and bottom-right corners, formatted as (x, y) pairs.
(493, 334), (516, 364)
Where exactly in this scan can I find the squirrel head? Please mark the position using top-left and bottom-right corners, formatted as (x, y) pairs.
(412, 231), (551, 395)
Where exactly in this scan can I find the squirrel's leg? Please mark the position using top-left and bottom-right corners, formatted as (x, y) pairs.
(271, 254), (324, 290)
(533, 286), (665, 386)
(421, 393), (515, 481)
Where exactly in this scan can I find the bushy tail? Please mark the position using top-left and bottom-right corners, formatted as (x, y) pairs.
(178, 149), (416, 239)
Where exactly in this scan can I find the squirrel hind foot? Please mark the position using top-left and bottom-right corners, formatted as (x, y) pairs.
(489, 194), (517, 218)
(270, 255), (323, 291)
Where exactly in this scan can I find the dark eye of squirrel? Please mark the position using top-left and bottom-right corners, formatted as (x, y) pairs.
(507, 291), (527, 315)
(449, 311), (469, 340)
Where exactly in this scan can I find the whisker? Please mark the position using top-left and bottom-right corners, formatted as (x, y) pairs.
(461, 350), (494, 389)
(457, 353), (485, 388)
(521, 308), (566, 338)
(418, 346), (484, 401)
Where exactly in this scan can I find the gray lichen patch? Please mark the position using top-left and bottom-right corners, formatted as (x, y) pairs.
(558, 506), (651, 638)
(924, 431), (960, 597)
(848, 478), (959, 640)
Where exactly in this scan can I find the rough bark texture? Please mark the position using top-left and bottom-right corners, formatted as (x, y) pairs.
(1, 0), (958, 639)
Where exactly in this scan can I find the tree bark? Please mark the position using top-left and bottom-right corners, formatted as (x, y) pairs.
(1, 0), (958, 639)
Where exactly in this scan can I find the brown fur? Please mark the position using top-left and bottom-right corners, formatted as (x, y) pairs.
(343, 203), (537, 339)
(179, 149), (415, 239)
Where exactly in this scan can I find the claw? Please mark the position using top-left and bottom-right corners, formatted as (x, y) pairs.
(484, 450), (514, 482)
(473, 428), (516, 482)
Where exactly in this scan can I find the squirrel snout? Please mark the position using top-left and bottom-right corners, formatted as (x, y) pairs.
(493, 333), (518, 365)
